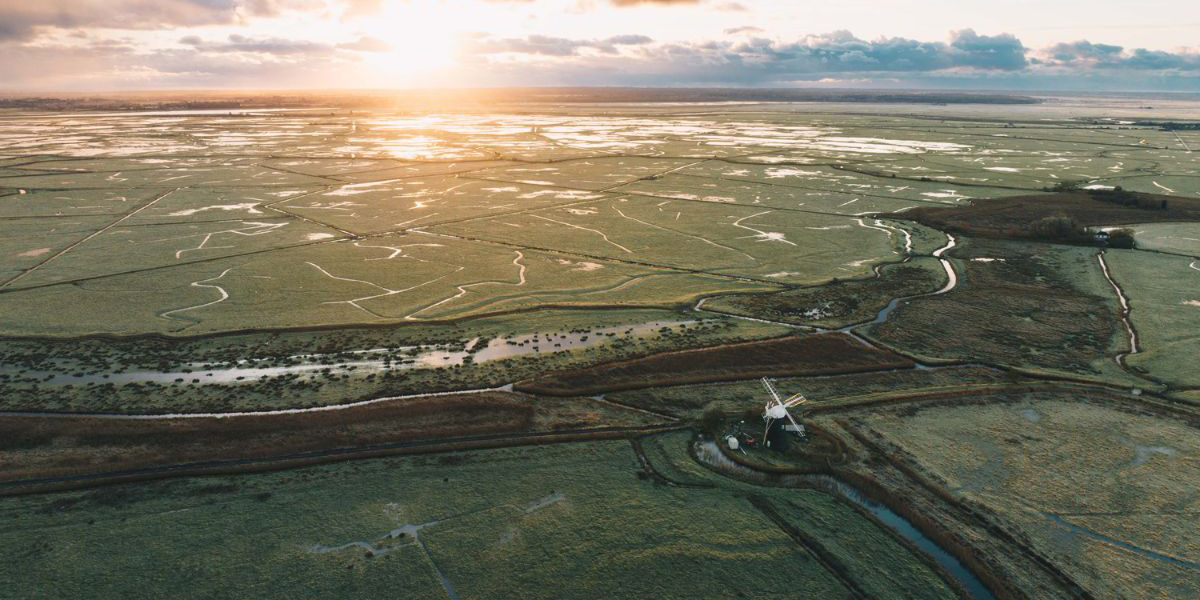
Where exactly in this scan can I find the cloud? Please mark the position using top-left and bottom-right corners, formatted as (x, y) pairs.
(725, 26), (765, 35)
(1040, 40), (1200, 70)
(452, 30), (1200, 91)
(604, 34), (654, 45)
(1045, 40), (1125, 63)
(336, 36), (391, 52)
(4, 24), (1200, 91)
(339, 0), (385, 17)
(608, 0), (701, 5)
(0, 1), (316, 41)
(180, 34), (334, 56)
(470, 29), (1029, 75)
(948, 29), (1027, 69)
(478, 0), (702, 5)
(0, 34), (365, 90)
(0, 0), (328, 41)
(759, 29), (1027, 73)
(467, 33), (654, 56)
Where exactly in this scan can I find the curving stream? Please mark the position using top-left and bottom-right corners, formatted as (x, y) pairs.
(1096, 252), (1140, 367)
(931, 234), (959, 294)
(840, 233), (959, 336)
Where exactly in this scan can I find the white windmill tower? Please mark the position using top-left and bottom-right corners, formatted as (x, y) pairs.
(761, 377), (807, 447)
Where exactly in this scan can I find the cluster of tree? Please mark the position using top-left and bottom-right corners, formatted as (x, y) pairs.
(1089, 187), (1169, 210)
(1045, 180), (1083, 193)
(1136, 121), (1200, 131)
(1044, 181), (1168, 209)
(1027, 214), (1135, 248)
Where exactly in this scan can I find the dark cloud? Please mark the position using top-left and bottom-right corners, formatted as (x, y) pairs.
(455, 30), (1200, 91)
(1046, 40), (1125, 62)
(470, 29), (1028, 74)
(753, 29), (1027, 72)
(948, 29), (1027, 69)
(1042, 41), (1200, 70)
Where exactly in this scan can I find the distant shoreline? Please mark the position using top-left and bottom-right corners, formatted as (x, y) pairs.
(0, 88), (1045, 112)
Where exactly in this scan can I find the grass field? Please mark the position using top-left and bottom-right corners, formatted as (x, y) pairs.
(703, 256), (948, 328)
(0, 232), (776, 336)
(428, 194), (902, 285)
(851, 392), (1200, 599)
(1104, 250), (1200, 387)
(1128, 222), (1200, 256)
(275, 176), (614, 234)
(4, 104), (1200, 598)
(0, 438), (956, 600)
(1, 108), (1192, 341)
(865, 237), (1137, 384)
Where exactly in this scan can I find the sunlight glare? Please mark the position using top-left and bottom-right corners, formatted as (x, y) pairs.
(362, 1), (461, 81)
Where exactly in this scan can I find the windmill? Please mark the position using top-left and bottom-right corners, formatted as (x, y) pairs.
(761, 377), (807, 447)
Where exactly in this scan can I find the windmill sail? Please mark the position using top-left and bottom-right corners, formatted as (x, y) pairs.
(761, 377), (783, 403)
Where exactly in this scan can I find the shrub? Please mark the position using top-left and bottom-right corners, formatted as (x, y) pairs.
(1029, 214), (1086, 241)
(699, 402), (725, 435)
(1107, 228), (1136, 249)
(1046, 180), (1083, 192)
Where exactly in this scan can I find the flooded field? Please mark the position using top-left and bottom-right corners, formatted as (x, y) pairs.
(4, 105), (1195, 338)
(3, 99), (1200, 600)
(21, 320), (694, 386)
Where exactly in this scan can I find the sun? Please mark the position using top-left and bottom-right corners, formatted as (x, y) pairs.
(360, 1), (460, 81)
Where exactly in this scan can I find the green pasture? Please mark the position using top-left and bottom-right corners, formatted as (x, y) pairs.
(1105, 249), (1200, 386)
(0, 438), (954, 599)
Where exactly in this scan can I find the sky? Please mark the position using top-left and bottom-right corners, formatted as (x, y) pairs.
(1, 0), (1198, 92)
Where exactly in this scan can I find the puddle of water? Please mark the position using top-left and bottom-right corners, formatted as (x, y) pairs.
(1129, 445), (1177, 468)
(1019, 408), (1041, 423)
